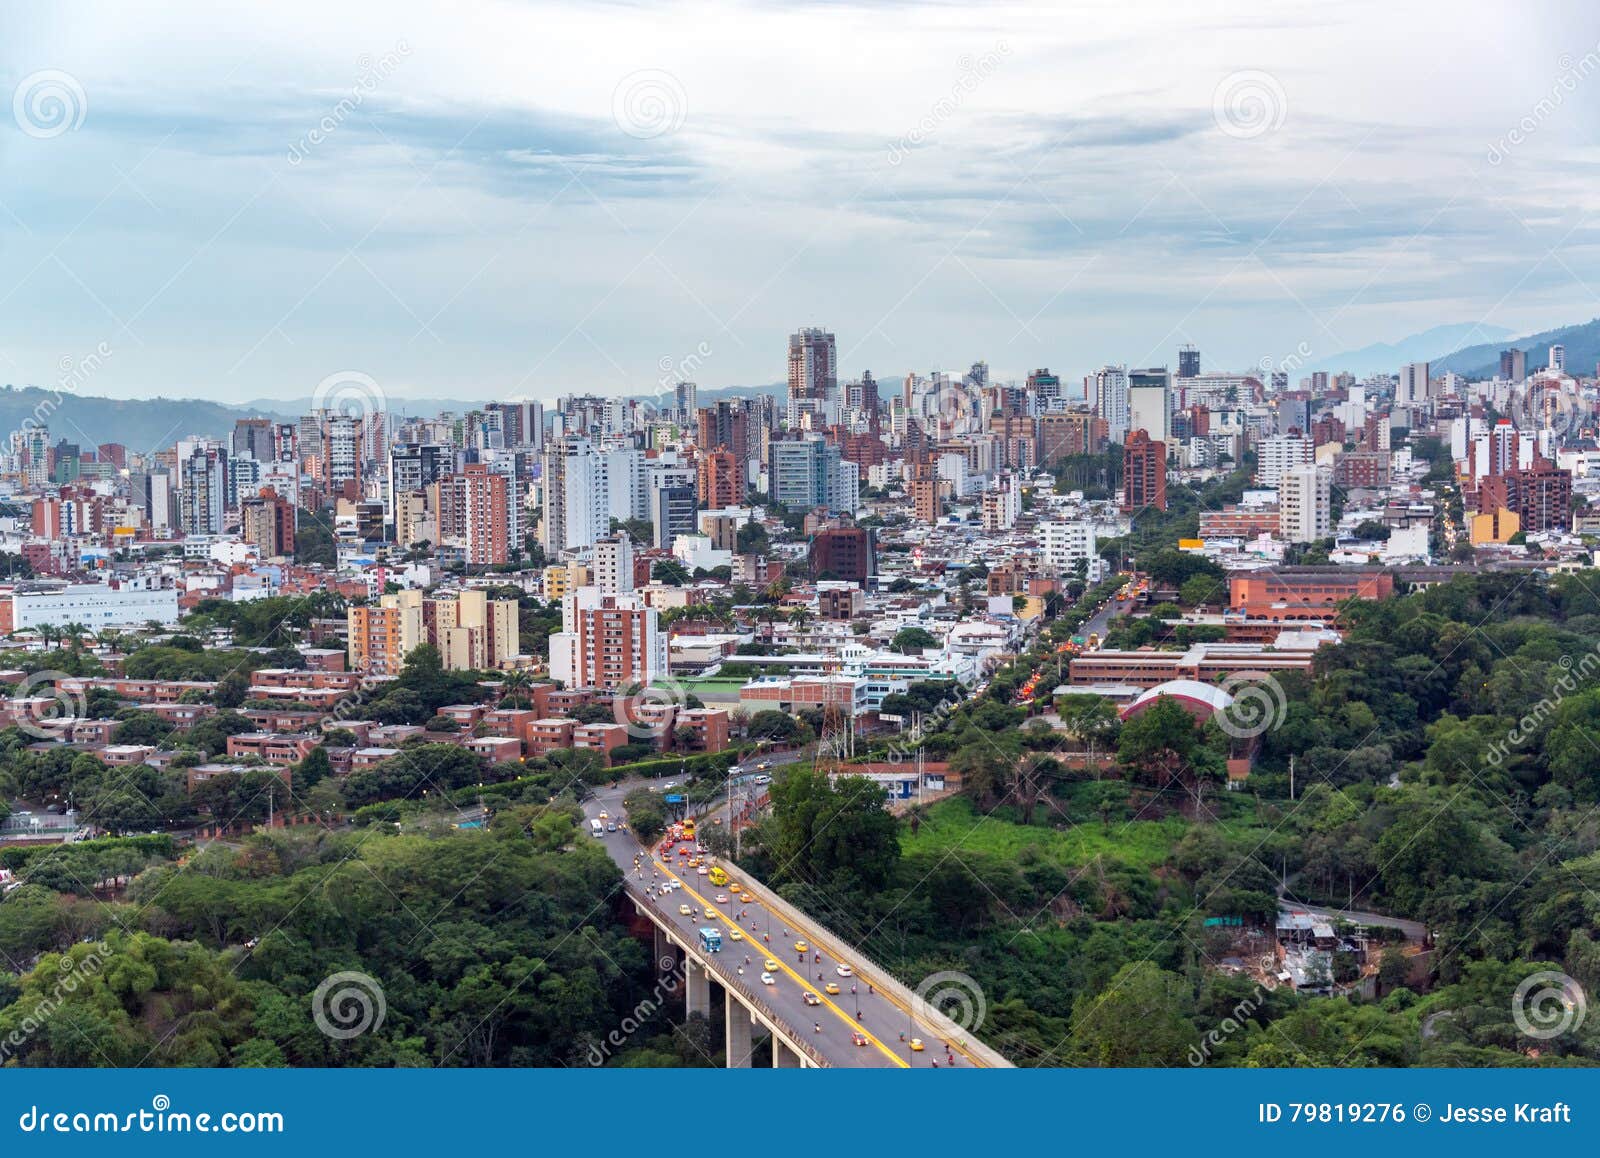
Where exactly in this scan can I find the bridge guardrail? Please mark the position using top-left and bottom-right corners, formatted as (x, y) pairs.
(623, 879), (829, 1068)
(709, 859), (1014, 1068)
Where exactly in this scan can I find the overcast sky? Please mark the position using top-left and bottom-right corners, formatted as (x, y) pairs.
(5, 0), (1600, 404)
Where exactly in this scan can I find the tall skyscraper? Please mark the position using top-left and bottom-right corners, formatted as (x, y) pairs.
(232, 418), (275, 462)
(1398, 362), (1430, 405)
(1093, 365), (1131, 444)
(673, 381), (698, 424)
(540, 437), (609, 556)
(438, 463), (510, 565)
(1127, 368), (1171, 444)
(240, 486), (296, 557)
(178, 443), (228, 534)
(1178, 345), (1201, 379)
(787, 327), (837, 419)
(593, 535), (635, 595)
(1550, 344), (1566, 373)
(1122, 430), (1167, 512)
(1499, 348), (1527, 382)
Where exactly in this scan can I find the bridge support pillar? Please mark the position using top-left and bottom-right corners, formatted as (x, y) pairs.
(725, 999), (755, 1068)
(773, 1037), (801, 1068)
(654, 926), (674, 973)
(686, 961), (711, 1019)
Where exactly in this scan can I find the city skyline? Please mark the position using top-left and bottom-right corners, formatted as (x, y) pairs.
(8, 1), (1600, 401)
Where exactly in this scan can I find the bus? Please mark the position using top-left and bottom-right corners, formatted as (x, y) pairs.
(698, 927), (722, 953)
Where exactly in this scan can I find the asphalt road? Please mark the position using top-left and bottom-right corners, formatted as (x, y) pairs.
(585, 780), (979, 1069)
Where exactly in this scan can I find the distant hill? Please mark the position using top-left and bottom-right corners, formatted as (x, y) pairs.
(0, 386), (276, 451)
(238, 381), (787, 417)
(1430, 318), (1600, 379)
(1321, 323), (1514, 376)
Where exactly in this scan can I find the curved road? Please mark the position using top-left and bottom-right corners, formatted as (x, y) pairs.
(585, 782), (986, 1069)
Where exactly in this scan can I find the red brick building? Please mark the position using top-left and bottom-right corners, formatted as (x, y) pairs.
(1122, 429), (1167, 512)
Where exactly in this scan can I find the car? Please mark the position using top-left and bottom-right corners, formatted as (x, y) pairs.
(835, 965), (853, 977)
(753, 774), (771, 785)
(696, 866), (709, 875)
(726, 882), (742, 892)
(704, 908), (719, 923)
(824, 982), (841, 995)
(605, 823), (616, 833)
(803, 992), (821, 1006)
(756, 761), (771, 771)
(764, 958), (779, 971)
(663, 782), (678, 789)
(687, 857), (700, 867)
(794, 940), (809, 953)
(714, 893), (730, 904)
(678, 904), (693, 916)
(739, 892), (754, 903)
(851, 1032), (869, 1047)
(597, 810), (608, 819)
(729, 929), (744, 941)
(909, 1038), (925, 1052)
(760, 972), (775, 986)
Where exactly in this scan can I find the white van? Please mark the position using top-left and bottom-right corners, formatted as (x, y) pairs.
(589, 818), (604, 837)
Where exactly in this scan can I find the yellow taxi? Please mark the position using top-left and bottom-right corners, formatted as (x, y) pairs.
(740, 892), (754, 903)
(729, 928), (744, 941)
(910, 1038), (925, 1052)
(704, 909), (720, 923)
(678, 904), (693, 916)
(824, 982), (841, 995)
(764, 958), (779, 972)
(794, 940), (809, 953)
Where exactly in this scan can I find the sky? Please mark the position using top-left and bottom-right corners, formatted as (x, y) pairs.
(5, 0), (1600, 406)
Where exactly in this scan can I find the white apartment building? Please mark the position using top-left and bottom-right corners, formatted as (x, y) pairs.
(1279, 464), (1332, 544)
(1256, 435), (1313, 487)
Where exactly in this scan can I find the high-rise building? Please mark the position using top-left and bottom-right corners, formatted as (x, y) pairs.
(1398, 362), (1430, 405)
(697, 450), (742, 510)
(540, 437), (609, 557)
(1550, 344), (1566, 373)
(1121, 429), (1167, 512)
(1127, 368), (1170, 443)
(696, 401), (751, 473)
(673, 381), (698, 424)
(1499, 348), (1527, 382)
(808, 525), (876, 586)
(1178, 345), (1201, 379)
(1502, 458), (1572, 533)
(1256, 434), (1313, 487)
(787, 327), (837, 416)
(1026, 368), (1062, 405)
(438, 463), (510, 565)
(593, 535), (635, 595)
(1278, 464), (1331, 543)
(178, 443), (228, 535)
(650, 483), (697, 550)
(348, 591), (423, 677)
(232, 418), (275, 462)
(240, 486), (296, 557)
(1092, 365), (1131, 444)
(769, 434), (856, 514)
(319, 413), (363, 490)
(548, 588), (666, 691)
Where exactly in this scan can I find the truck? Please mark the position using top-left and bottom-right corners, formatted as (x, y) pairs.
(698, 927), (722, 953)
(708, 866), (729, 887)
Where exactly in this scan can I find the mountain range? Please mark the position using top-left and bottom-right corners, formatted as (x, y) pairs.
(1321, 322), (1515, 376)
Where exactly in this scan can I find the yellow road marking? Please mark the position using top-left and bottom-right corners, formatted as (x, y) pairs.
(651, 855), (908, 1068)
